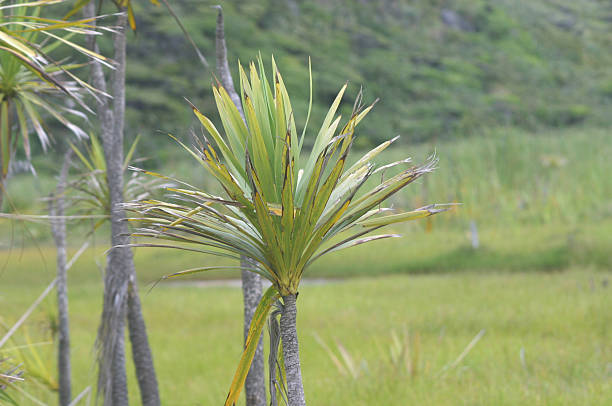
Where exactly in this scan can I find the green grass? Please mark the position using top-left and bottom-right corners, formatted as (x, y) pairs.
(397, 127), (612, 228)
(1, 217), (610, 291)
(1, 269), (610, 405)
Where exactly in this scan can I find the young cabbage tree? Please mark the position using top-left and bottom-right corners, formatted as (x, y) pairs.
(124, 58), (446, 406)
(68, 133), (167, 225)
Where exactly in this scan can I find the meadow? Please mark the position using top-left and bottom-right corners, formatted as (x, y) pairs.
(1, 127), (611, 404)
(2, 264), (611, 405)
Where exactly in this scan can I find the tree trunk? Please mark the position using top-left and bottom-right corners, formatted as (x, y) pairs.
(241, 260), (266, 406)
(83, 5), (159, 405)
(0, 177), (4, 212)
(214, 8), (266, 405)
(110, 326), (128, 406)
(84, 7), (129, 404)
(0, 97), (9, 213)
(49, 150), (72, 406)
(127, 275), (160, 406)
(110, 10), (160, 406)
(214, 7), (241, 111)
(280, 294), (306, 406)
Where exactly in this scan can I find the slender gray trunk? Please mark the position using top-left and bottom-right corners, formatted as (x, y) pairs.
(83, 5), (159, 405)
(214, 7), (241, 110)
(280, 294), (306, 406)
(110, 326), (128, 406)
(111, 10), (126, 146)
(0, 178), (4, 212)
(241, 261), (266, 406)
(127, 275), (160, 406)
(84, 6), (129, 403)
(110, 10), (160, 406)
(0, 99), (8, 213)
(49, 150), (72, 406)
(214, 7), (266, 405)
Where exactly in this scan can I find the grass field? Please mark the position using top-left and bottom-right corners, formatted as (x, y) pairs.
(1, 218), (611, 290)
(2, 266), (611, 405)
(1, 127), (610, 404)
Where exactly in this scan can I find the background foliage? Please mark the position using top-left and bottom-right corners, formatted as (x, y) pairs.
(117, 0), (612, 151)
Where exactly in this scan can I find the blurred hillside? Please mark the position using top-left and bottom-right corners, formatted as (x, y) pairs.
(121, 0), (612, 152)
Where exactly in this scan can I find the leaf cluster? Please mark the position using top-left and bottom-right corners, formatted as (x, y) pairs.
(124, 57), (447, 296)
(0, 0), (112, 179)
(66, 133), (168, 230)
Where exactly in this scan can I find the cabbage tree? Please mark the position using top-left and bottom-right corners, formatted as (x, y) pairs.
(124, 58), (446, 406)
(0, 0), (111, 210)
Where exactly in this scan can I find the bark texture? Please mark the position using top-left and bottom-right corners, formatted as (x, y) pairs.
(84, 7), (129, 403)
(109, 329), (128, 406)
(50, 150), (72, 406)
(214, 7), (266, 405)
(110, 10), (160, 406)
(241, 260), (266, 406)
(83, 4), (159, 405)
(0, 99), (9, 213)
(280, 294), (306, 406)
(214, 7), (241, 110)
(127, 275), (160, 406)
(0, 178), (4, 212)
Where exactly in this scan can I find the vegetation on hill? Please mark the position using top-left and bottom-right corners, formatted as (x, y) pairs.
(122, 0), (612, 153)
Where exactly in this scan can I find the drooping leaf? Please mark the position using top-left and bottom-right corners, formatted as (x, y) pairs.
(225, 285), (280, 406)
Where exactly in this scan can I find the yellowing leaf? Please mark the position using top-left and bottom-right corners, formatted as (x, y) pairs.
(225, 286), (280, 406)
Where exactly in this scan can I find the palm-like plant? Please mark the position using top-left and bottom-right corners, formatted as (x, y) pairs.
(67, 133), (169, 229)
(124, 57), (447, 406)
(0, 0), (111, 208)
